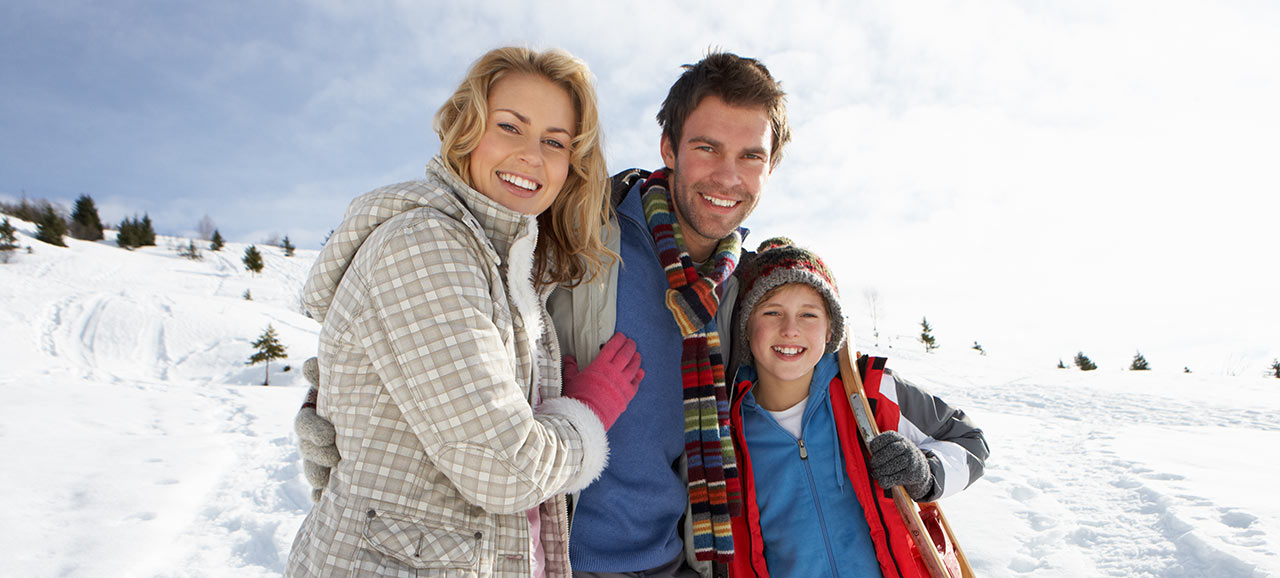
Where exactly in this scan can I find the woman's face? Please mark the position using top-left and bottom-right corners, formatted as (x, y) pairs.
(468, 73), (576, 215)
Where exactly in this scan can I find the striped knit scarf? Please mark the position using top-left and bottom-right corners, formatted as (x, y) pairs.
(640, 169), (742, 563)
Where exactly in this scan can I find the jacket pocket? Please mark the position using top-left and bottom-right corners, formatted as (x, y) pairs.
(360, 507), (481, 572)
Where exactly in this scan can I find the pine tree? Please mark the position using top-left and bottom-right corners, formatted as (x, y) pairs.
(920, 317), (938, 352)
(243, 244), (264, 275)
(68, 194), (104, 241)
(116, 214), (157, 249)
(116, 216), (136, 248)
(210, 229), (225, 251)
(178, 239), (202, 261)
(36, 206), (67, 247)
(282, 235), (295, 257)
(1, 218), (18, 263)
(1271, 359), (1280, 379)
(139, 213), (156, 246)
(247, 324), (288, 385)
(1074, 351), (1097, 371)
(1130, 351), (1151, 371)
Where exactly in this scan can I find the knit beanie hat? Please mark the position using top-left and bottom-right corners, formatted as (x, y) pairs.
(736, 237), (845, 365)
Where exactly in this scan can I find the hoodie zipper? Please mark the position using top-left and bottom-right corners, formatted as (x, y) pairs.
(796, 435), (843, 577)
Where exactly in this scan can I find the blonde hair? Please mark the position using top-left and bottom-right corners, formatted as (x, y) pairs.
(434, 46), (614, 288)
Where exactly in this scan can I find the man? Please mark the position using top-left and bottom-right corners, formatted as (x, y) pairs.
(546, 53), (788, 577)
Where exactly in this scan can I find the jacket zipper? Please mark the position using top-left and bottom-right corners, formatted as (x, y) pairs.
(798, 436), (843, 577)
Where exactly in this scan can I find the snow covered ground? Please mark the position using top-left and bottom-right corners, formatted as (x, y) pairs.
(1, 219), (1276, 577)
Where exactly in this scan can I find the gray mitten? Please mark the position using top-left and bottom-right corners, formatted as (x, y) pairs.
(294, 357), (340, 502)
(868, 430), (936, 501)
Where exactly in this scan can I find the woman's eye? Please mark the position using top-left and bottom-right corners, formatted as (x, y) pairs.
(543, 138), (566, 150)
(498, 122), (519, 134)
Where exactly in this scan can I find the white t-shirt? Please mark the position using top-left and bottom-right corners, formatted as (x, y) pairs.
(765, 395), (809, 439)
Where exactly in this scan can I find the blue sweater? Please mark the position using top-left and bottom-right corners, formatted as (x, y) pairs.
(737, 354), (882, 577)
(568, 182), (690, 571)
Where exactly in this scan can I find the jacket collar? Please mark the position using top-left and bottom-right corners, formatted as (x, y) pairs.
(425, 156), (532, 263)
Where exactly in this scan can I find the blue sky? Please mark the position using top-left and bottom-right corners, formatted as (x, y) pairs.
(3, 0), (1278, 371)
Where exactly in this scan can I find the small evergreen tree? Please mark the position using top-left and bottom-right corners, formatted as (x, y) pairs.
(243, 245), (264, 275)
(116, 214), (157, 249)
(210, 229), (225, 251)
(36, 206), (67, 247)
(1130, 351), (1151, 371)
(247, 324), (288, 385)
(116, 217), (136, 248)
(282, 235), (295, 257)
(920, 317), (938, 352)
(1074, 351), (1097, 371)
(68, 194), (105, 241)
(139, 213), (156, 246)
(1271, 359), (1280, 379)
(0, 218), (18, 263)
(178, 239), (202, 261)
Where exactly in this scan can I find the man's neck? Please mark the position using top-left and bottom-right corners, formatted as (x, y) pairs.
(685, 238), (715, 263)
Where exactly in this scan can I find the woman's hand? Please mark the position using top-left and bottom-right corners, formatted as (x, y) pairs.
(561, 332), (644, 430)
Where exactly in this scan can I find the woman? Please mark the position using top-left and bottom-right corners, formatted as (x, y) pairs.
(286, 47), (642, 577)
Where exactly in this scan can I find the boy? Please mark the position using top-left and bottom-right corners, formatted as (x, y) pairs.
(727, 238), (989, 577)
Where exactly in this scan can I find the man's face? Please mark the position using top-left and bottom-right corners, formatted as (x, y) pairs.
(660, 95), (774, 261)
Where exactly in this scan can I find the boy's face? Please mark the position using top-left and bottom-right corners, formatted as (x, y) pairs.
(748, 283), (830, 392)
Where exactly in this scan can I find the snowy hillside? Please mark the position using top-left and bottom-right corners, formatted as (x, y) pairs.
(1, 219), (1277, 577)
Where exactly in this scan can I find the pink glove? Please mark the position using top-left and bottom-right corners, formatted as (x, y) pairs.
(562, 332), (644, 430)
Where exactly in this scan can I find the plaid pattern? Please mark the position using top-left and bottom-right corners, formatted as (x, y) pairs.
(639, 170), (742, 563)
(286, 157), (605, 577)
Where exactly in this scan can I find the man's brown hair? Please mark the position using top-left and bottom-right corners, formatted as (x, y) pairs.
(656, 52), (791, 168)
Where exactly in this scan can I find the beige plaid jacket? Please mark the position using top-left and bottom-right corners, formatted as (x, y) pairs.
(286, 157), (609, 577)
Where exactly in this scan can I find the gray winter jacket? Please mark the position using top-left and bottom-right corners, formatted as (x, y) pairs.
(286, 157), (608, 577)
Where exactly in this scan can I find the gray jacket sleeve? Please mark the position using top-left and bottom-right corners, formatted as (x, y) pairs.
(885, 369), (989, 501)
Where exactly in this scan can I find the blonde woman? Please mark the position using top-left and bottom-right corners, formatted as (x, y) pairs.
(286, 47), (642, 577)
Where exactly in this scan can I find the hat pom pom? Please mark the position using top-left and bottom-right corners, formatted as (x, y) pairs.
(756, 237), (795, 253)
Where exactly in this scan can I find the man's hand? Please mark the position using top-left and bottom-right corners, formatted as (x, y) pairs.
(294, 357), (340, 503)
